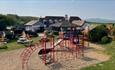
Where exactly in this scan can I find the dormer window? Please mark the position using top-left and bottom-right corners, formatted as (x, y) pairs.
(43, 19), (46, 22)
(49, 19), (53, 23)
(59, 19), (62, 22)
(65, 14), (68, 21)
(54, 19), (58, 23)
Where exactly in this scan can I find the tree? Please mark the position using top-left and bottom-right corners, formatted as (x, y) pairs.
(112, 27), (115, 40)
(101, 36), (112, 44)
(0, 15), (7, 30)
(0, 21), (7, 31)
(0, 14), (17, 31)
(89, 24), (108, 43)
(0, 14), (38, 31)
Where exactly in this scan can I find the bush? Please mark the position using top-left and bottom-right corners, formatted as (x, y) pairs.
(5, 31), (15, 40)
(14, 30), (23, 36)
(25, 31), (38, 37)
(101, 36), (112, 44)
(53, 32), (59, 36)
(0, 44), (7, 49)
(24, 42), (33, 47)
(89, 25), (108, 43)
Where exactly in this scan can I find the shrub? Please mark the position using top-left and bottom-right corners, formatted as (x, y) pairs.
(24, 42), (33, 47)
(14, 30), (23, 36)
(53, 32), (59, 36)
(0, 44), (7, 49)
(25, 31), (38, 37)
(5, 31), (15, 40)
(101, 36), (112, 44)
(89, 25), (108, 43)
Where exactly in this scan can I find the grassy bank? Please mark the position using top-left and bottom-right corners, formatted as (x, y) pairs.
(0, 37), (40, 52)
(81, 41), (115, 70)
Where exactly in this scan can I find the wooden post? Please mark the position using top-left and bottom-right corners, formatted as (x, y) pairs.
(81, 33), (85, 57)
(42, 32), (47, 64)
(50, 33), (55, 62)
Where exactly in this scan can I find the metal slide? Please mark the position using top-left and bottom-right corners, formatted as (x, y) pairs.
(38, 39), (63, 55)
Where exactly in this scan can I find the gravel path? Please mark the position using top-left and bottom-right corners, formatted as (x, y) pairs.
(0, 49), (23, 70)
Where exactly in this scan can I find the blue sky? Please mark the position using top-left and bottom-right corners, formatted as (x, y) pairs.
(0, 0), (115, 19)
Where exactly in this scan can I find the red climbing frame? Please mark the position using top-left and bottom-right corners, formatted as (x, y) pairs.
(41, 37), (46, 64)
(41, 33), (55, 64)
(50, 34), (55, 62)
(20, 28), (89, 69)
(80, 33), (85, 57)
(59, 31), (64, 48)
(20, 43), (39, 70)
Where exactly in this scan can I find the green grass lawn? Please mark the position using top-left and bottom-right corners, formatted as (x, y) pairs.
(31, 36), (41, 44)
(0, 36), (41, 52)
(81, 41), (115, 70)
(0, 39), (25, 52)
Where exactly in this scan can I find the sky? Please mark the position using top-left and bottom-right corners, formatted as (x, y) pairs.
(0, 0), (115, 19)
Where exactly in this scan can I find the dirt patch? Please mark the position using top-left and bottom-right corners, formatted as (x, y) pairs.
(47, 48), (109, 70)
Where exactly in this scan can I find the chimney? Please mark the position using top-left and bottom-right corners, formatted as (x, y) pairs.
(65, 14), (69, 21)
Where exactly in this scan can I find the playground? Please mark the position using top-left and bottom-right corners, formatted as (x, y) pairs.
(19, 27), (110, 70)
(0, 41), (109, 70)
(0, 19), (111, 70)
(0, 23), (111, 70)
(0, 28), (110, 70)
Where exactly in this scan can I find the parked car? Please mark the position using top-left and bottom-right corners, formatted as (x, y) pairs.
(17, 36), (33, 44)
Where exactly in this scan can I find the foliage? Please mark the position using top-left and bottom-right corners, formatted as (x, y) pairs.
(53, 31), (59, 36)
(25, 31), (38, 37)
(101, 36), (112, 44)
(5, 31), (15, 40)
(0, 22), (7, 31)
(0, 44), (7, 49)
(0, 14), (38, 31)
(89, 24), (108, 43)
(0, 15), (7, 30)
(111, 26), (115, 40)
(20, 16), (38, 24)
(81, 22), (115, 70)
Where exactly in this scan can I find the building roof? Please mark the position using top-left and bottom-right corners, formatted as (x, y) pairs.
(50, 20), (75, 27)
(60, 20), (73, 27)
(69, 16), (81, 23)
(39, 18), (44, 22)
(71, 20), (85, 27)
(50, 22), (62, 27)
(34, 22), (46, 27)
(50, 20), (85, 28)
(25, 20), (38, 25)
(45, 16), (65, 21)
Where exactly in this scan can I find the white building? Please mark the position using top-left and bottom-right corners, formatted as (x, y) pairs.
(25, 20), (46, 32)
